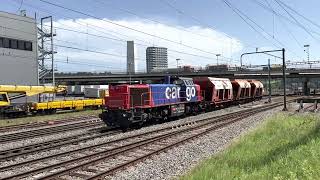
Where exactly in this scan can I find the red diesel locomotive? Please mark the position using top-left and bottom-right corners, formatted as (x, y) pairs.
(99, 76), (264, 129)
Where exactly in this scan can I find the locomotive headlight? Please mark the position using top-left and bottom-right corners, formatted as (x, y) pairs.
(122, 113), (127, 117)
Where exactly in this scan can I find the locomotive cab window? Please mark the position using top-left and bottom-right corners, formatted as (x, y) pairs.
(173, 79), (183, 85)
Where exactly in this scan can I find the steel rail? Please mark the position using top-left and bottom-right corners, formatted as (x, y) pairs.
(0, 103), (281, 180)
(0, 115), (97, 132)
(0, 119), (102, 143)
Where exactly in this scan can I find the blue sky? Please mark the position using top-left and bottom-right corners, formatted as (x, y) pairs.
(2, 0), (320, 72)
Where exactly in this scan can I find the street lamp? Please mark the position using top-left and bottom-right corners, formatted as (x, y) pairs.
(176, 58), (181, 76)
(216, 54), (221, 65)
(304, 44), (310, 68)
(268, 59), (271, 103)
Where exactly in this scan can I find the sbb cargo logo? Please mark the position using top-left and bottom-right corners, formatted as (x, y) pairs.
(165, 86), (196, 101)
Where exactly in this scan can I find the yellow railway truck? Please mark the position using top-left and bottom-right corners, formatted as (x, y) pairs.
(0, 85), (104, 118)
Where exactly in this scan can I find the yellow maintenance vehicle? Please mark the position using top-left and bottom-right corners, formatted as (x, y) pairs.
(0, 85), (104, 118)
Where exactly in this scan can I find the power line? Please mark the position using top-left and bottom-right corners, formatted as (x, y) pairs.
(276, 0), (320, 31)
(55, 59), (126, 70)
(38, 0), (232, 60)
(250, 0), (320, 37)
(273, 0), (320, 42)
(53, 44), (126, 58)
(157, 0), (258, 49)
(1, 8), (230, 65)
(221, 0), (281, 48)
(263, 0), (301, 48)
(10, 0), (156, 46)
(222, 0), (303, 60)
(9, 0), (236, 64)
(92, 0), (223, 41)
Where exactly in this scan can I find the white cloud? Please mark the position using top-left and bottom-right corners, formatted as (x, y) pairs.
(52, 18), (244, 72)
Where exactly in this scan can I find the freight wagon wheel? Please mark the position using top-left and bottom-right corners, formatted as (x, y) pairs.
(163, 115), (169, 122)
(51, 109), (57, 114)
(133, 122), (144, 129)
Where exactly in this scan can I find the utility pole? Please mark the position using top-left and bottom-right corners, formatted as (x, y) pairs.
(240, 48), (287, 111)
(38, 16), (56, 86)
(216, 54), (221, 65)
(268, 59), (271, 103)
(176, 58), (180, 76)
(50, 18), (55, 86)
(304, 44), (310, 68)
(282, 48), (287, 111)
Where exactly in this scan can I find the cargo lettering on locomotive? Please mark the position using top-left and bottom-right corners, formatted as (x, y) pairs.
(185, 86), (196, 101)
(165, 86), (181, 99)
(165, 86), (196, 101)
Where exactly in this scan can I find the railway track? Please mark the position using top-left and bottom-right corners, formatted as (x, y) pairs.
(0, 99), (290, 159)
(0, 127), (120, 160)
(0, 118), (103, 143)
(0, 102), (283, 180)
(0, 115), (98, 133)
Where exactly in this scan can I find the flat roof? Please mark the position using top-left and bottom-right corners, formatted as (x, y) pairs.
(0, 11), (35, 22)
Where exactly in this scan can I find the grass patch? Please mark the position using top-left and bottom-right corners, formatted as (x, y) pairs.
(0, 109), (102, 127)
(182, 113), (320, 180)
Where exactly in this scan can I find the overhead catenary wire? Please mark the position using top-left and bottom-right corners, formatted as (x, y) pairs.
(222, 0), (303, 60)
(9, 0), (237, 64)
(92, 0), (223, 40)
(37, 0), (234, 61)
(276, 0), (320, 31)
(221, 0), (281, 49)
(273, 0), (320, 42)
(250, 0), (320, 37)
(263, 0), (302, 48)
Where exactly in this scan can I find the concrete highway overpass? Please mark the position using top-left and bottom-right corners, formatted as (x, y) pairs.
(47, 69), (320, 85)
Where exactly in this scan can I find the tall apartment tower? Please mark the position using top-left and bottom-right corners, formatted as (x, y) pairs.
(127, 41), (135, 74)
(146, 47), (168, 73)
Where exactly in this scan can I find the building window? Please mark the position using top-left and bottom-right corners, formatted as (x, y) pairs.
(18, 40), (25, 50)
(3, 38), (10, 48)
(25, 42), (32, 51)
(10, 39), (18, 49)
(0, 36), (32, 51)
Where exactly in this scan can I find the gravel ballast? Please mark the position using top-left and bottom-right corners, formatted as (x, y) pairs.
(0, 99), (284, 179)
(109, 106), (283, 180)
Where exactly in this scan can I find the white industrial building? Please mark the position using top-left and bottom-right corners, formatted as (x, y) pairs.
(0, 11), (38, 85)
